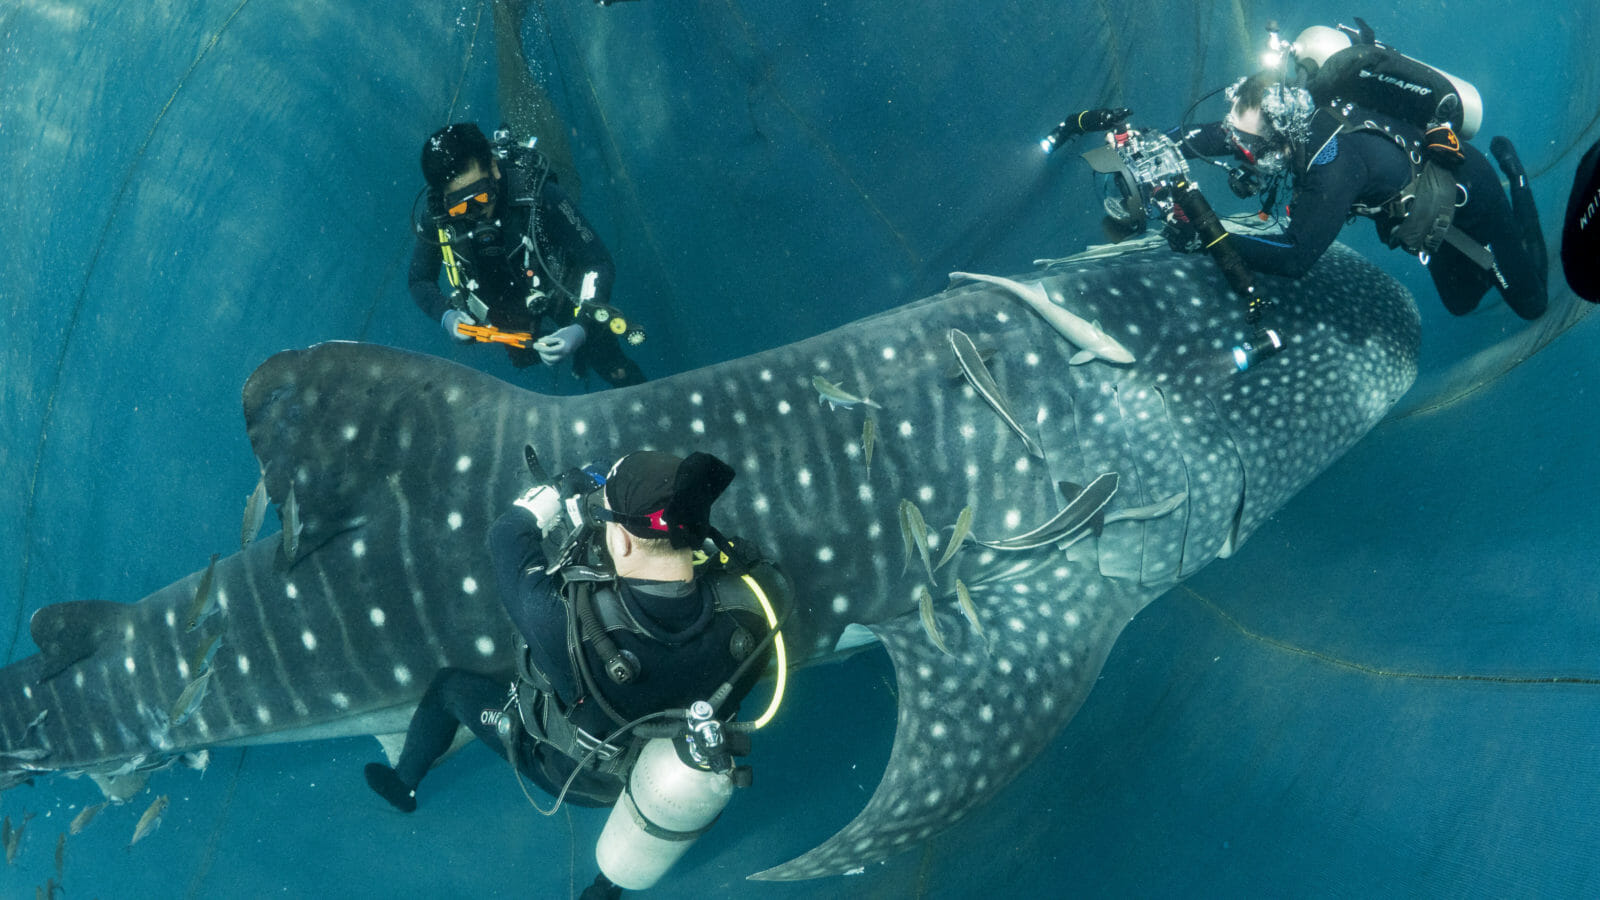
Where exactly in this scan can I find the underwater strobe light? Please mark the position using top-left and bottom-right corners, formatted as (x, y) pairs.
(1040, 120), (1075, 154)
(1232, 328), (1284, 372)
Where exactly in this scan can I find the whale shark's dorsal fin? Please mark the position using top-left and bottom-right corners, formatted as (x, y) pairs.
(29, 600), (127, 683)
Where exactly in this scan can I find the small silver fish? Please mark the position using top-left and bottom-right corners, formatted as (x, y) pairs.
(183, 554), (221, 633)
(812, 375), (882, 410)
(69, 801), (107, 835)
(280, 484), (302, 563)
(897, 502), (915, 576)
(53, 831), (63, 878)
(934, 506), (973, 572)
(899, 500), (935, 583)
(0, 747), (50, 762)
(128, 794), (168, 848)
(862, 416), (876, 475)
(19, 709), (47, 743)
(167, 670), (212, 728)
(188, 632), (224, 677)
(4, 811), (31, 865)
(955, 579), (984, 639)
(947, 328), (1044, 459)
(917, 586), (951, 655)
(240, 476), (269, 549)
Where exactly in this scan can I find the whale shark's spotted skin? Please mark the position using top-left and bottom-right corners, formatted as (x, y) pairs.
(0, 240), (1417, 880)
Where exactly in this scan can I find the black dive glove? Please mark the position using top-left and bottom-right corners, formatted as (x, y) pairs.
(1163, 206), (1202, 254)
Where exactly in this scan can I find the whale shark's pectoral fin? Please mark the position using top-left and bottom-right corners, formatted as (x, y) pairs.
(753, 574), (1116, 880)
(28, 600), (128, 684)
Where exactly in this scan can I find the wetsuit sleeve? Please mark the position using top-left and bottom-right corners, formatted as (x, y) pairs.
(408, 236), (451, 322)
(1229, 140), (1366, 279)
(488, 508), (576, 699)
(1167, 122), (1234, 159)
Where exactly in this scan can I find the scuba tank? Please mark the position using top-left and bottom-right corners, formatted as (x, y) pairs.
(594, 703), (745, 891)
(1293, 24), (1483, 139)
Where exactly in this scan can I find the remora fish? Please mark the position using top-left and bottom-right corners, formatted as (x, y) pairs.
(977, 472), (1119, 551)
(1102, 491), (1188, 525)
(128, 794), (168, 848)
(183, 554), (221, 633)
(950, 270), (1136, 365)
(916, 586), (950, 655)
(812, 375), (882, 410)
(946, 328), (1044, 458)
(240, 476), (269, 548)
(934, 505), (973, 572)
(280, 484), (302, 563)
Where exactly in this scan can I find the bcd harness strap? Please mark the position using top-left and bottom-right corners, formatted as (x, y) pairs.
(1319, 105), (1497, 271)
(509, 564), (777, 778)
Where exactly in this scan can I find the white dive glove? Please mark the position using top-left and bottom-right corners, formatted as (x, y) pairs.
(512, 484), (563, 534)
(532, 323), (586, 365)
(441, 309), (474, 342)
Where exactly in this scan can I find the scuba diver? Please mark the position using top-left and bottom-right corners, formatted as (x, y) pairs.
(363, 449), (790, 898)
(1050, 20), (1549, 322)
(410, 121), (648, 388)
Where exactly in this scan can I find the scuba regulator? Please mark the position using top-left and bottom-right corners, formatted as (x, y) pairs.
(1080, 123), (1283, 371)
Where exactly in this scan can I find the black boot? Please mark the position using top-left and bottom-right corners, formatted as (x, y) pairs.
(364, 763), (418, 813)
(1490, 135), (1549, 284)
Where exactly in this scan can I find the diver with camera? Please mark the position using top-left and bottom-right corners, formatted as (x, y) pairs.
(409, 122), (649, 388)
(1050, 19), (1548, 332)
(364, 449), (790, 897)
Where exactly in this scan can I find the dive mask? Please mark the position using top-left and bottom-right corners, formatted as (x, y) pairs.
(442, 177), (497, 219)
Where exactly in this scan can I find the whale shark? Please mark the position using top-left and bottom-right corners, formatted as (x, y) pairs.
(0, 238), (1418, 880)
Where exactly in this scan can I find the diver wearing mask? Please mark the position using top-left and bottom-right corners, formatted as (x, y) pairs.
(409, 122), (648, 387)
(1158, 26), (1548, 322)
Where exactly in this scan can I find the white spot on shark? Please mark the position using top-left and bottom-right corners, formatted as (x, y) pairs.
(342, 424), (358, 442)
(332, 693), (350, 710)
(462, 577), (478, 594)
(237, 655), (251, 674)
(352, 539), (366, 558)
(918, 486), (933, 502)
(759, 369), (772, 382)
(1004, 510), (1021, 529)
(286, 583), (298, 600)
(476, 636), (495, 656)
(124, 657), (136, 675)
(370, 609), (386, 627)
(256, 706), (272, 724)
(832, 596), (849, 613)
(754, 496), (770, 513)
(301, 631), (317, 651)
(778, 400), (791, 415)
(573, 420), (588, 436)
(858, 484), (874, 502)
(448, 512), (463, 530)
(394, 666), (413, 686)
(817, 547), (834, 562)
(690, 392), (703, 405)
(165, 609), (176, 628)
(733, 411), (748, 426)
(899, 421), (913, 437)
(881, 347), (896, 360)
(692, 419), (705, 434)
(798, 469), (812, 487)
(456, 455), (472, 473)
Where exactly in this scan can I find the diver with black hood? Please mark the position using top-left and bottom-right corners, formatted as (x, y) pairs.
(364, 449), (791, 897)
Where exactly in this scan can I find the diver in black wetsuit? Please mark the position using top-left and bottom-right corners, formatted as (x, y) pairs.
(410, 122), (647, 387)
(1562, 138), (1600, 303)
(1056, 65), (1549, 322)
(1162, 71), (1548, 321)
(364, 451), (787, 897)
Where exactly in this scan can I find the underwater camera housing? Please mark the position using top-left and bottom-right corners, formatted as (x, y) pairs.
(1081, 124), (1192, 233)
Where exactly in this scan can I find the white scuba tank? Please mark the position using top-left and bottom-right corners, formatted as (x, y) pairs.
(595, 736), (736, 891)
(1294, 25), (1483, 139)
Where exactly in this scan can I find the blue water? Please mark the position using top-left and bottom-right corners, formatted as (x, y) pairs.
(4, 1), (1598, 896)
